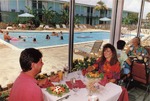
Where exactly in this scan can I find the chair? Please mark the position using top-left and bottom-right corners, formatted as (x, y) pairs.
(56, 24), (61, 29)
(82, 25), (87, 29)
(127, 60), (150, 101)
(36, 24), (44, 30)
(62, 24), (67, 29)
(6, 26), (14, 30)
(79, 25), (84, 29)
(75, 24), (79, 29)
(74, 40), (103, 58)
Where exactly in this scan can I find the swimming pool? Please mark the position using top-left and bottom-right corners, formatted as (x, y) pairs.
(0, 31), (137, 49)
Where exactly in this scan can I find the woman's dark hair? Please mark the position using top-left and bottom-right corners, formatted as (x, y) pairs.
(100, 43), (118, 66)
(117, 40), (126, 50)
(19, 48), (42, 72)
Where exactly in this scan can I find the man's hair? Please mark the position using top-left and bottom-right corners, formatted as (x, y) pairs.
(117, 40), (126, 50)
(19, 48), (42, 72)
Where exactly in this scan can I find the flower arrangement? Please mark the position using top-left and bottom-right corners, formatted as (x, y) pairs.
(72, 57), (96, 72)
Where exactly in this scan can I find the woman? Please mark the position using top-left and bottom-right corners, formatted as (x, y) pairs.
(86, 43), (120, 83)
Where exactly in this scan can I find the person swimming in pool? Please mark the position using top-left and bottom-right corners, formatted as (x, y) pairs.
(46, 35), (50, 40)
(4, 31), (11, 42)
(33, 38), (37, 42)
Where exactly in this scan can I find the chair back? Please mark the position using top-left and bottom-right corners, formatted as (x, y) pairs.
(62, 24), (67, 28)
(75, 24), (79, 28)
(144, 46), (150, 56)
(90, 40), (103, 54)
(56, 24), (61, 28)
(131, 61), (150, 84)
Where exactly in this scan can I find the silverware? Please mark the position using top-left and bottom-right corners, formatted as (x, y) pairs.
(56, 95), (70, 101)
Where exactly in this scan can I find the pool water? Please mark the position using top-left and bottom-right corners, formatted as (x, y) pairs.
(0, 31), (111, 49)
(2, 31), (140, 49)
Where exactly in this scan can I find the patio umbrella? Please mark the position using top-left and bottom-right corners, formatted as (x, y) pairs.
(18, 13), (34, 24)
(18, 13), (34, 17)
(99, 17), (111, 22)
(99, 17), (111, 29)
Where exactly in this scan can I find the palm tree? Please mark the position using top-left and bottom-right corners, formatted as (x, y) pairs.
(146, 12), (150, 20)
(94, 1), (108, 17)
(62, 2), (69, 13)
(42, 5), (55, 25)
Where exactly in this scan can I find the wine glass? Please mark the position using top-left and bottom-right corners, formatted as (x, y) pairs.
(63, 66), (69, 79)
(71, 78), (79, 95)
(76, 69), (81, 79)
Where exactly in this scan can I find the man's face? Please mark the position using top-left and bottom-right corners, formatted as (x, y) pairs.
(33, 58), (44, 75)
(132, 38), (139, 47)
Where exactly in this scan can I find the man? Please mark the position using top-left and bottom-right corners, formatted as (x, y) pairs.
(126, 37), (148, 56)
(9, 48), (44, 101)
(117, 40), (131, 74)
(4, 31), (11, 42)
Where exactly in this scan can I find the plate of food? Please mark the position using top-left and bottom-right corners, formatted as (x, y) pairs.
(46, 84), (69, 97)
(86, 71), (104, 79)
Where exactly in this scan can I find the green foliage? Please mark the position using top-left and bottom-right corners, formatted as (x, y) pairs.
(94, 1), (108, 11)
(62, 2), (69, 12)
(60, 10), (69, 25)
(42, 5), (56, 25)
(122, 13), (138, 25)
(72, 57), (96, 72)
(146, 12), (150, 20)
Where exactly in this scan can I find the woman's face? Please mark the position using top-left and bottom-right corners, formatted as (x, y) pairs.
(104, 48), (113, 61)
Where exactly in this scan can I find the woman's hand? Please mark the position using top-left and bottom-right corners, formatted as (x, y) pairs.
(109, 79), (116, 83)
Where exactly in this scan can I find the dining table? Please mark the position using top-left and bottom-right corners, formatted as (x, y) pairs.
(42, 71), (122, 101)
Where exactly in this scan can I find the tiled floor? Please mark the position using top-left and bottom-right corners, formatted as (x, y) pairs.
(129, 87), (150, 101)
(122, 81), (150, 101)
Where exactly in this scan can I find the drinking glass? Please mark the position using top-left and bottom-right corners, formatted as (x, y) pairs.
(76, 69), (81, 79)
(71, 78), (79, 95)
(64, 67), (69, 79)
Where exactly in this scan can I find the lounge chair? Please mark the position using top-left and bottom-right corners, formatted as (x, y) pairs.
(75, 24), (79, 29)
(6, 26), (14, 30)
(79, 25), (84, 29)
(82, 25), (87, 29)
(44, 25), (54, 30)
(62, 24), (67, 29)
(36, 24), (44, 30)
(74, 40), (103, 58)
(56, 24), (61, 29)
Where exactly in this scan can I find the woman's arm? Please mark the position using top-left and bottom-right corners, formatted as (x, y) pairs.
(86, 58), (101, 72)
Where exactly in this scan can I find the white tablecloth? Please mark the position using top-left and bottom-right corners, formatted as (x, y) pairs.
(42, 71), (122, 101)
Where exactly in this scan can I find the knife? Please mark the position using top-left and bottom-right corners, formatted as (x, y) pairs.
(56, 95), (70, 101)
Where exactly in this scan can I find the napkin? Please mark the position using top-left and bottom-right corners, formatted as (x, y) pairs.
(40, 79), (54, 88)
(99, 77), (108, 86)
(66, 80), (86, 89)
